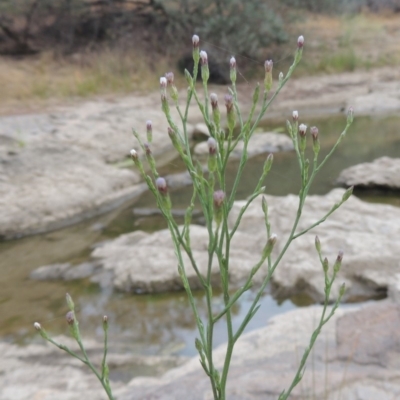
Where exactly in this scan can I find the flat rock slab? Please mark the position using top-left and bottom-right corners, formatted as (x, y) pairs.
(0, 335), (186, 400)
(337, 156), (400, 190)
(32, 189), (400, 303)
(116, 301), (400, 400)
(2, 301), (398, 399)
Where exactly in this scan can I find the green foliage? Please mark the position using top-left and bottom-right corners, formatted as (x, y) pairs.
(164, 0), (287, 58)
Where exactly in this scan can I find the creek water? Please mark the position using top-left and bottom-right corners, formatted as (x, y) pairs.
(0, 113), (399, 376)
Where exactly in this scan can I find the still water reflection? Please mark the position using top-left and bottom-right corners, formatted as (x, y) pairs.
(1, 113), (399, 359)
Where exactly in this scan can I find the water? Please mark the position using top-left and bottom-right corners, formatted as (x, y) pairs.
(0, 113), (399, 375)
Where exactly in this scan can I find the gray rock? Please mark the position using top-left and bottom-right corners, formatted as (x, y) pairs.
(0, 335), (186, 400)
(116, 301), (400, 400)
(65, 189), (400, 303)
(192, 122), (210, 140)
(30, 262), (98, 281)
(194, 132), (293, 158)
(337, 156), (400, 190)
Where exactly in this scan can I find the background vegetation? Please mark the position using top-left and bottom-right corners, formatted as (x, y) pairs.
(0, 0), (399, 110)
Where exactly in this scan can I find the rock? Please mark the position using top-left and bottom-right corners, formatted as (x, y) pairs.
(229, 189), (400, 302)
(194, 132), (293, 158)
(192, 123), (210, 140)
(0, 335), (187, 400)
(116, 301), (400, 400)
(337, 156), (400, 190)
(56, 188), (400, 302)
(0, 141), (145, 239)
(30, 262), (99, 281)
(2, 67), (400, 239)
(90, 226), (260, 293)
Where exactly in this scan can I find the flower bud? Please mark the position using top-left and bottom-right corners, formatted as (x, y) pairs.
(207, 137), (217, 155)
(339, 282), (346, 297)
(310, 126), (320, 155)
(103, 315), (108, 331)
(333, 251), (344, 274)
(230, 56), (236, 83)
(322, 257), (329, 273)
(210, 93), (220, 128)
(225, 94), (236, 132)
(66, 311), (75, 325)
(310, 126), (318, 140)
(130, 149), (138, 161)
(264, 60), (273, 73)
(347, 106), (354, 125)
(160, 77), (167, 88)
(224, 94), (233, 113)
(342, 186), (353, 202)
(213, 190), (225, 226)
(264, 60), (273, 92)
(263, 153), (273, 174)
(200, 50), (208, 65)
(34, 322), (41, 331)
(144, 142), (151, 156)
(146, 120), (153, 143)
(292, 110), (299, 121)
(213, 190), (225, 208)
(200, 50), (209, 83)
(66, 293), (75, 311)
(315, 236), (321, 254)
(262, 234), (277, 259)
(165, 72), (174, 85)
(297, 35), (304, 48)
(192, 34), (200, 48)
(210, 93), (218, 109)
(278, 72), (284, 83)
(156, 177), (168, 195)
(299, 124), (307, 137)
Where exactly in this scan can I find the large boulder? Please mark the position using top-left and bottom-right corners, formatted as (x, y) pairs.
(336, 156), (400, 190)
(116, 300), (400, 400)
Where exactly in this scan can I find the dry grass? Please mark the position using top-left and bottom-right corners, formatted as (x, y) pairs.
(0, 12), (399, 113)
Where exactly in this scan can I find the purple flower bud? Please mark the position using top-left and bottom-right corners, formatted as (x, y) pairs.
(336, 250), (344, 263)
(192, 34), (200, 48)
(225, 94), (233, 113)
(160, 77), (167, 88)
(207, 137), (217, 155)
(264, 60), (273, 73)
(165, 72), (174, 85)
(66, 311), (75, 325)
(210, 93), (218, 109)
(130, 149), (138, 160)
(299, 123), (307, 137)
(297, 35), (305, 48)
(213, 190), (225, 208)
(144, 142), (151, 156)
(230, 56), (236, 69)
(156, 177), (168, 195)
(310, 126), (319, 140)
(292, 110), (299, 121)
(34, 322), (41, 331)
(146, 120), (152, 131)
(200, 50), (208, 65)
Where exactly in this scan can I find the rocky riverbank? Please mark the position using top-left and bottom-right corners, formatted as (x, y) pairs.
(1, 67), (400, 239)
